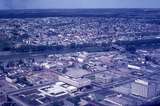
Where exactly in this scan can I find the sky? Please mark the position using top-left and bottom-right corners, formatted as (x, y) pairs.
(0, 0), (160, 9)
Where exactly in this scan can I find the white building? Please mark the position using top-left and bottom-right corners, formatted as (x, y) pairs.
(128, 64), (141, 70)
(5, 76), (17, 83)
(38, 82), (77, 97)
(131, 79), (157, 98)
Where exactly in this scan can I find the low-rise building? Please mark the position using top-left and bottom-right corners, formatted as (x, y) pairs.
(58, 75), (91, 88)
(5, 76), (17, 83)
(38, 82), (77, 97)
(95, 73), (113, 84)
(104, 94), (138, 106)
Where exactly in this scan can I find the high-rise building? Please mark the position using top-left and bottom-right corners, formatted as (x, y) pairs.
(131, 79), (157, 98)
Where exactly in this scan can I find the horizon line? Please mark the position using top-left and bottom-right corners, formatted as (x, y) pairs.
(0, 7), (160, 11)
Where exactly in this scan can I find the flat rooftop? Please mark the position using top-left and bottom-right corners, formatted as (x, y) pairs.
(8, 82), (76, 106)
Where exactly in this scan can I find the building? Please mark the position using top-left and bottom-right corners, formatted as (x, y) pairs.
(95, 73), (113, 84)
(5, 76), (17, 83)
(58, 75), (91, 88)
(131, 79), (157, 98)
(38, 82), (77, 97)
(8, 82), (78, 106)
(128, 64), (141, 70)
(104, 94), (138, 106)
(113, 84), (131, 95)
(66, 68), (89, 78)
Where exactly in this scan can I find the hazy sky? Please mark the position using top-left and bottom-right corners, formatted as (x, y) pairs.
(0, 0), (160, 9)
